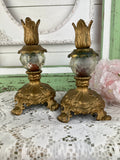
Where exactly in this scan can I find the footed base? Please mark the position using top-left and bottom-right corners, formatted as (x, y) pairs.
(58, 77), (111, 123)
(11, 71), (59, 115)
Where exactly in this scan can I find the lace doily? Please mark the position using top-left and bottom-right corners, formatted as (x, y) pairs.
(0, 91), (120, 160)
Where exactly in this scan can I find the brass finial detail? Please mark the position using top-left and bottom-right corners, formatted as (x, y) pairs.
(19, 17), (47, 54)
(21, 17), (40, 45)
(72, 19), (93, 49)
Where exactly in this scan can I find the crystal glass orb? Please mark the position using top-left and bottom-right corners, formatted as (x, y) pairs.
(20, 52), (45, 71)
(69, 49), (99, 77)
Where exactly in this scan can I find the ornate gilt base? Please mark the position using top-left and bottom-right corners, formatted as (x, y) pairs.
(11, 71), (59, 115)
(58, 77), (111, 123)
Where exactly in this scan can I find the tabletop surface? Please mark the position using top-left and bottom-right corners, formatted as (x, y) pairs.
(0, 91), (120, 160)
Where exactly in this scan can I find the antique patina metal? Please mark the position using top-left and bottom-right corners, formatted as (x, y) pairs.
(11, 17), (58, 115)
(58, 19), (111, 123)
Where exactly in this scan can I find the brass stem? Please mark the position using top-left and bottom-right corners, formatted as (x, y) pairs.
(26, 70), (42, 85)
(75, 76), (90, 92)
(75, 76), (90, 87)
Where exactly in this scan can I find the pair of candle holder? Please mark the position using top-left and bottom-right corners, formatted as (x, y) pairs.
(11, 17), (111, 122)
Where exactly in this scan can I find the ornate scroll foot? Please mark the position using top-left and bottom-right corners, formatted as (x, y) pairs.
(102, 115), (111, 120)
(57, 112), (72, 123)
(11, 71), (59, 115)
(47, 99), (59, 111)
(58, 78), (112, 122)
(96, 110), (111, 121)
(11, 105), (24, 115)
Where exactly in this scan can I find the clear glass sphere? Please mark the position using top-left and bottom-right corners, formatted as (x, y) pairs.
(70, 53), (98, 77)
(20, 52), (45, 71)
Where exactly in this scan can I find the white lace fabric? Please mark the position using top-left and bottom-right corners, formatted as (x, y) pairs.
(0, 91), (120, 160)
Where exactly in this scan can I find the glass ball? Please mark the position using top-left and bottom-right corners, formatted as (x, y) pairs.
(20, 52), (45, 71)
(70, 50), (98, 77)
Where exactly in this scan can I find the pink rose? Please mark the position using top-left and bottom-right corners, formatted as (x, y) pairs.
(89, 59), (120, 104)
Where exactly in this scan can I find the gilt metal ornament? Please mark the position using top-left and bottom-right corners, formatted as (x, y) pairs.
(12, 71), (58, 115)
(11, 17), (59, 115)
(21, 17), (40, 45)
(72, 19), (93, 49)
(58, 19), (111, 123)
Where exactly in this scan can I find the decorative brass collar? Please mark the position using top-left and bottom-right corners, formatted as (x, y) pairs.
(68, 48), (99, 58)
(18, 45), (47, 54)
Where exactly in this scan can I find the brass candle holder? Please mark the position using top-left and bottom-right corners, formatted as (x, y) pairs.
(58, 19), (111, 123)
(11, 17), (59, 115)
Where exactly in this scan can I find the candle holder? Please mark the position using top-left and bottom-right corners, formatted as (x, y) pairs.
(58, 19), (111, 122)
(11, 17), (59, 115)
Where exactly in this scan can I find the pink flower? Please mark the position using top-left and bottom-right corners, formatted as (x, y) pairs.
(89, 59), (120, 104)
